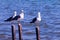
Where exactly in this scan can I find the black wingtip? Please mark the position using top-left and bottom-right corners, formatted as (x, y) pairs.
(30, 22), (33, 23)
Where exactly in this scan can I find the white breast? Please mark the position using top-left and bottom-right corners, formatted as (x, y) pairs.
(20, 13), (24, 19)
(37, 12), (41, 21)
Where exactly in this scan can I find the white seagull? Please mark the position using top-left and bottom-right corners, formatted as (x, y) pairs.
(4, 11), (17, 22)
(30, 12), (41, 24)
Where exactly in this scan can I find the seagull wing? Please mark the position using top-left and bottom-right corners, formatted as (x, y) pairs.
(12, 15), (20, 20)
(30, 17), (37, 23)
(4, 16), (13, 21)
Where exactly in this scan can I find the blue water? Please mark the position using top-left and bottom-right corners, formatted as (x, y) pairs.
(0, 0), (60, 40)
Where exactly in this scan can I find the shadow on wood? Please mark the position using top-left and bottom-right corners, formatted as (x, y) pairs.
(11, 24), (16, 40)
(18, 23), (23, 40)
(36, 26), (40, 40)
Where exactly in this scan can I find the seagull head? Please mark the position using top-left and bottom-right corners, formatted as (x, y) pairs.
(20, 10), (24, 19)
(37, 12), (41, 21)
(13, 11), (17, 18)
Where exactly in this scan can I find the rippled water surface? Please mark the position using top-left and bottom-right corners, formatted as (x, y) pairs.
(0, 0), (60, 40)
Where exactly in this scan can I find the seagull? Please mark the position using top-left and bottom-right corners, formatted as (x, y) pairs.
(30, 12), (41, 25)
(4, 11), (17, 22)
(12, 10), (24, 22)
